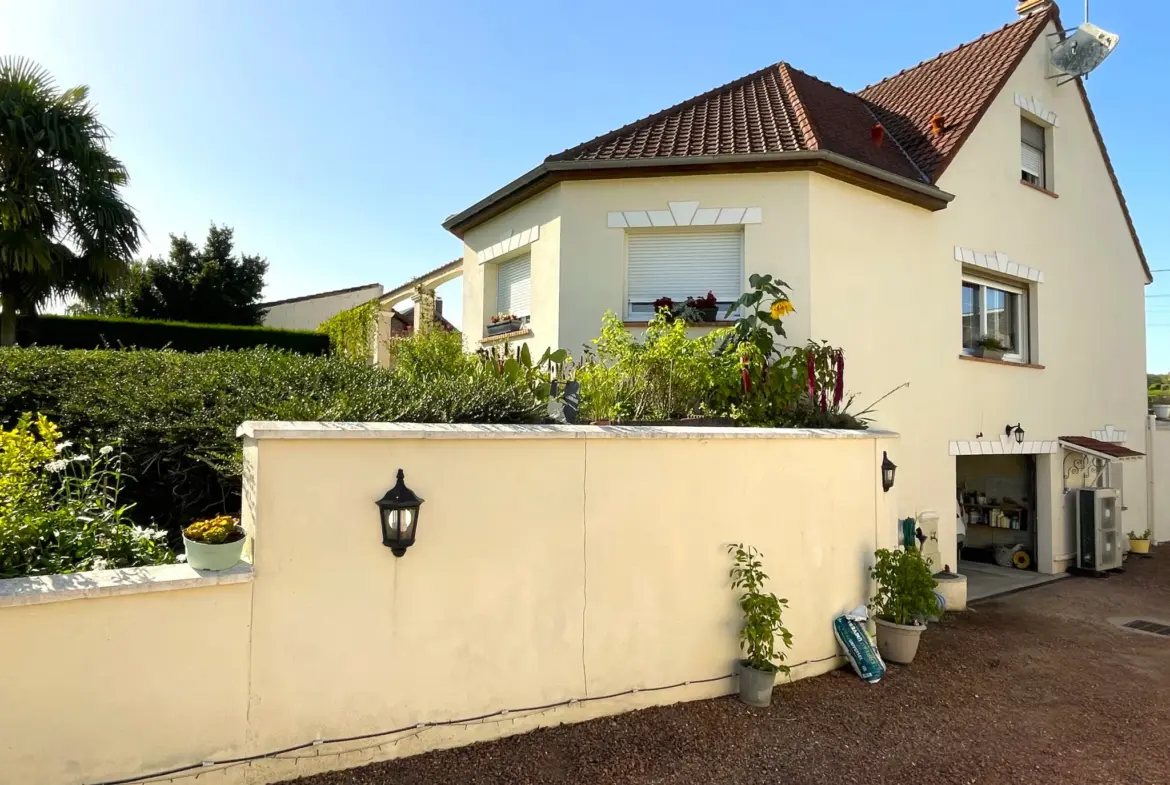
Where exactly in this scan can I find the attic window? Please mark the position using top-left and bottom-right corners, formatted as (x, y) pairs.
(1021, 118), (1047, 189)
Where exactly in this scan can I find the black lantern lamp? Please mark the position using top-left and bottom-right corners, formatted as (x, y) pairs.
(1005, 423), (1024, 444)
(375, 469), (424, 557)
(881, 452), (897, 493)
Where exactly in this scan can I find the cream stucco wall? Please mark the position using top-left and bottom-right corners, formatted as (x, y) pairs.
(456, 21), (1147, 574)
(0, 580), (253, 785)
(0, 424), (899, 785)
(461, 186), (563, 353)
(1151, 421), (1170, 543)
(806, 20), (1147, 573)
(262, 284), (384, 331)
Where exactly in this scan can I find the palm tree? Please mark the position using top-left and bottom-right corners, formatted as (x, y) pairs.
(0, 57), (140, 345)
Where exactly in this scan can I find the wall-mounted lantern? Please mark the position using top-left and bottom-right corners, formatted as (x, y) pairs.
(1005, 423), (1025, 444)
(881, 452), (897, 493)
(375, 469), (424, 557)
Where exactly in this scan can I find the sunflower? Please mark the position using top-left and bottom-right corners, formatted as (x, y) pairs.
(770, 299), (795, 319)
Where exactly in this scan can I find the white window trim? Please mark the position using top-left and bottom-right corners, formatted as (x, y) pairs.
(962, 273), (1030, 363)
(478, 225), (539, 264)
(1013, 93), (1060, 127)
(608, 201), (761, 229)
(953, 246), (1044, 284)
(623, 227), (745, 321)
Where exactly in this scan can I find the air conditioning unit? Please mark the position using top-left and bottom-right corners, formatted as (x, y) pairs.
(1075, 488), (1121, 572)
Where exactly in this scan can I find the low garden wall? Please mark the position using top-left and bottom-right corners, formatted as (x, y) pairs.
(0, 423), (899, 785)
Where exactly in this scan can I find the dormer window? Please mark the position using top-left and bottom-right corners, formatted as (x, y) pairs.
(1021, 118), (1047, 189)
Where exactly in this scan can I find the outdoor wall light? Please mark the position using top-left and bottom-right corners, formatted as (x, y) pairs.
(375, 469), (424, 557)
(1005, 423), (1025, 444)
(881, 452), (897, 493)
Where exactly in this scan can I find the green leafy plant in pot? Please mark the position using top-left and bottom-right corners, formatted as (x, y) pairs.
(973, 335), (1006, 361)
(728, 543), (793, 707)
(182, 515), (246, 571)
(1128, 529), (1152, 555)
(869, 547), (941, 664)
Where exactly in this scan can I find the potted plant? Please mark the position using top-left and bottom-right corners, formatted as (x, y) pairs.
(728, 543), (794, 707)
(973, 336), (1006, 360)
(182, 514), (247, 571)
(1128, 529), (1152, 555)
(487, 312), (522, 336)
(685, 291), (720, 323)
(869, 547), (941, 665)
(1153, 398), (1170, 420)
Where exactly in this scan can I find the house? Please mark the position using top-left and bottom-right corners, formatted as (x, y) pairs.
(441, 1), (1151, 576)
(261, 283), (384, 331)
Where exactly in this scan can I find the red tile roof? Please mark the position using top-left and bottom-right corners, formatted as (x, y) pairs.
(859, 11), (1050, 181)
(549, 63), (925, 183)
(446, 4), (1148, 280)
(1059, 436), (1144, 460)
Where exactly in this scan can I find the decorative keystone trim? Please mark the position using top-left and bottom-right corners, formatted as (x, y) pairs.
(1014, 93), (1059, 126)
(478, 225), (540, 264)
(949, 436), (1059, 456)
(1091, 425), (1127, 444)
(955, 246), (1044, 283)
(608, 201), (761, 229)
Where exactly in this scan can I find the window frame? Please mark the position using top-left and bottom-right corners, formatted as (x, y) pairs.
(623, 226), (745, 321)
(961, 273), (1030, 363)
(1020, 117), (1048, 190)
(494, 253), (532, 321)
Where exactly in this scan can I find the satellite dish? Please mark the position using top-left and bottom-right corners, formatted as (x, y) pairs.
(1050, 23), (1119, 79)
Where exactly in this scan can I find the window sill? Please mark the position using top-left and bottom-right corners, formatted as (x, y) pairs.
(959, 354), (1045, 370)
(1020, 180), (1058, 199)
(623, 320), (737, 327)
(480, 327), (531, 344)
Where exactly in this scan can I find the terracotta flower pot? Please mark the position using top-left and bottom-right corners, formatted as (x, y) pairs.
(875, 618), (926, 664)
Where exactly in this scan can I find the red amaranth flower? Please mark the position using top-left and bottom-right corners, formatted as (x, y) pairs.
(833, 350), (844, 409)
(806, 352), (816, 399)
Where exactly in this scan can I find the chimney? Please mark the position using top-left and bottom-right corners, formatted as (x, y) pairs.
(434, 297), (443, 318)
(1016, 0), (1049, 16)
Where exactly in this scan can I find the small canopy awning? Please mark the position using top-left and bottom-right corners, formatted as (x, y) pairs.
(1059, 435), (1144, 462)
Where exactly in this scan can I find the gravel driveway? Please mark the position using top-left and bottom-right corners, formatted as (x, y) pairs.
(289, 552), (1170, 785)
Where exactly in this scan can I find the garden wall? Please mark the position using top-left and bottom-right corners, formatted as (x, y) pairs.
(0, 423), (899, 785)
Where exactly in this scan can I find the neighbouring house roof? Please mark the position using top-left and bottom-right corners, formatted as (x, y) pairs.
(1059, 435), (1145, 461)
(393, 305), (457, 333)
(442, 4), (1148, 282)
(379, 258), (463, 305)
(260, 283), (382, 309)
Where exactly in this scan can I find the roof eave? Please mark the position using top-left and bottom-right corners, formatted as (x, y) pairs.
(442, 151), (954, 238)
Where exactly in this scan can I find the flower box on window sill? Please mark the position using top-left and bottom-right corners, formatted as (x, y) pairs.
(973, 346), (1005, 361)
(487, 319), (524, 337)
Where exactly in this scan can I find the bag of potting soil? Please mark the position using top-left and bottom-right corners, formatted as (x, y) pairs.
(833, 607), (885, 683)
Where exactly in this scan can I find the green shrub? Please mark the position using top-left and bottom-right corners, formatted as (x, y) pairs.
(0, 414), (173, 579)
(15, 314), (330, 354)
(869, 547), (941, 626)
(0, 338), (545, 532)
(319, 302), (376, 360)
(728, 543), (793, 673)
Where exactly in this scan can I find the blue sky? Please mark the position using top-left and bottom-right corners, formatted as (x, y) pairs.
(3, 1), (1165, 365)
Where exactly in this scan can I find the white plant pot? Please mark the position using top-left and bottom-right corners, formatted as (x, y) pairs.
(875, 618), (926, 664)
(1154, 404), (1170, 420)
(182, 531), (246, 571)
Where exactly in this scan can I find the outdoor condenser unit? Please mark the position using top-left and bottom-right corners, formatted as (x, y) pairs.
(1075, 487), (1121, 572)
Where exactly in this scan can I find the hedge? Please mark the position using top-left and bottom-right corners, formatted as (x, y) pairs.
(15, 314), (330, 354)
(0, 342), (544, 532)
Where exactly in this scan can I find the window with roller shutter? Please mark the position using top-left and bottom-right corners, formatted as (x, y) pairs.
(495, 255), (531, 318)
(625, 229), (743, 320)
(1021, 118), (1047, 189)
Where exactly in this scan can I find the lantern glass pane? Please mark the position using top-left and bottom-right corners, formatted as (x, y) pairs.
(400, 508), (414, 534)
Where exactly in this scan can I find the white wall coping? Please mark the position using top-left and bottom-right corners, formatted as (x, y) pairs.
(0, 562), (253, 609)
(238, 421), (899, 441)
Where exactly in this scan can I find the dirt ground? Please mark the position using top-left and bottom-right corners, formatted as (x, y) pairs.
(290, 552), (1170, 785)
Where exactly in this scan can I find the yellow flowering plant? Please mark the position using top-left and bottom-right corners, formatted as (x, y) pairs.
(183, 514), (242, 545)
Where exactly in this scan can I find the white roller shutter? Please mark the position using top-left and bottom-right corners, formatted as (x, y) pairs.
(496, 254), (531, 317)
(1021, 118), (1045, 184)
(626, 229), (743, 317)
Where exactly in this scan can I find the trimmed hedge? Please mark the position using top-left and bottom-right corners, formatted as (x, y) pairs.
(0, 344), (544, 532)
(15, 314), (330, 354)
